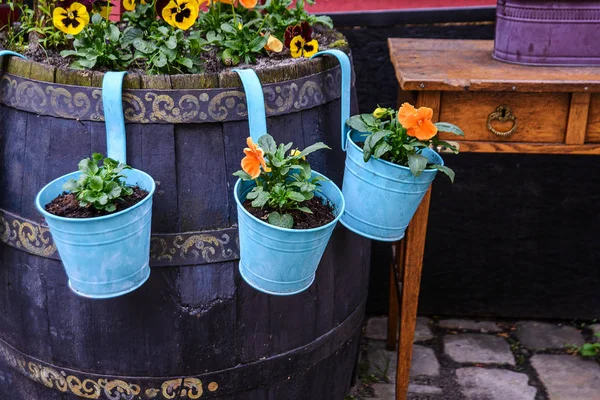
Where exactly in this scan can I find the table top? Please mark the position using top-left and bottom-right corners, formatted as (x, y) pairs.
(388, 39), (600, 93)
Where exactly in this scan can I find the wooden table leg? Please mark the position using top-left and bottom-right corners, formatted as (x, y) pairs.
(387, 241), (403, 351)
(395, 188), (433, 400)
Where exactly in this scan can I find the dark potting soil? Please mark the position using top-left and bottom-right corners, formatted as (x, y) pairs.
(44, 187), (148, 218)
(243, 197), (335, 229)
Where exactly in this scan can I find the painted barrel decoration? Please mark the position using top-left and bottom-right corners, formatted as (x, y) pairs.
(0, 44), (371, 400)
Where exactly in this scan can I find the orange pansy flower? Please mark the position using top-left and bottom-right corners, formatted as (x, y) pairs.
(241, 137), (267, 179)
(213, 0), (256, 7)
(397, 102), (438, 141)
(265, 35), (283, 52)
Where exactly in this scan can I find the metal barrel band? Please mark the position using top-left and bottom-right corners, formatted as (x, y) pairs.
(311, 50), (352, 151)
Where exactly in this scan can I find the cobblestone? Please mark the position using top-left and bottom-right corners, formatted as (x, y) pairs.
(368, 343), (439, 382)
(515, 321), (584, 350)
(353, 317), (600, 399)
(439, 318), (501, 333)
(408, 384), (443, 395)
(444, 334), (515, 365)
(364, 316), (388, 341)
(456, 368), (537, 400)
(531, 355), (600, 400)
(364, 316), (433, 342)
(410, 345), (439, 377)
(415, 317), (434, 342)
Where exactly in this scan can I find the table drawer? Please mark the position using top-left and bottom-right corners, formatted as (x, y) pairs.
(586, 94), (600, 143)
(438, 92), (570, 143)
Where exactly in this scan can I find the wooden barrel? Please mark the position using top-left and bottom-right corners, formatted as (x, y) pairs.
(0, 45), (371, 399)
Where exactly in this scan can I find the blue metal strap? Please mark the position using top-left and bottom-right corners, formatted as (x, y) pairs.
(0, 50), (27, 60)
(233, 69), (268, 143)
(311, 50), (352, 151)
(102, 71), (128, 164)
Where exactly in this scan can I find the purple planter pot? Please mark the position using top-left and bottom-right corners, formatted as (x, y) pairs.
(494, 0), (600, 66)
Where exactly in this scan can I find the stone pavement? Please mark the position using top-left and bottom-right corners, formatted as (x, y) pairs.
(347, 316), (600, 400)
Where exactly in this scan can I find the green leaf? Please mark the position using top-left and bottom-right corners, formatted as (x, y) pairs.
(246, 186), (262, 200)
(220, 23), (238, 35)
(368, 130), (391, 148)
(122, 27), (143, 46)
(96, 193), (109, 205)
(233, 170), (253, 180)
(361, 113), (377, 127)
(346, 115), (370, 133)
(62, 179), (81, 193)
(431, 164), (455, 183)
(78, 158), (97, 175)
(81, 190), (97, 203)
(258, 134), (277, 155)
(91, 12), (102, 25)
(268, 212), (294, 229)
(407, 153), (428, 177)
(165, 35), (177, 50)
(105, 181), (122, 198)
(295, 206), (313, 214)
(249, 35), (269, 52)
(132, 38), (155, 54)
(298, 142), (330, 158)
(303, 192), (315, 201)
(107, 24), (120, 42)
(435, 122), (464, 136)
(60, 50), (79, 57)
(362, 137), (373, 162)
(288, 191), (305, 202)
(206, 31), (222, 42)
(178, 57), (194, 70)
(251, 190), (270, 208)
(313, 15), (334, 28)
(373, 142), (392, 159)
(154, 52), (168, 68)
(89, 176), (103, 191)
(105, 203), (116, 213)
(580, 343), (600, 357)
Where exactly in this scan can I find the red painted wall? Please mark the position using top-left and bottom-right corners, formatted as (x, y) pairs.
(307, 0), (496, 12)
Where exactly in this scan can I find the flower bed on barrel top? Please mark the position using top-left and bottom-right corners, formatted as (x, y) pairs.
(0, 0), (344, 74)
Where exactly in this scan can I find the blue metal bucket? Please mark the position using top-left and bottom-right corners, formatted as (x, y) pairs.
(35, 71), (156, 298)
(234, 173), (344, 295)
(35, 169), (155, 298)
(340, 130), (443, 242)
(232, 61), (347, 295)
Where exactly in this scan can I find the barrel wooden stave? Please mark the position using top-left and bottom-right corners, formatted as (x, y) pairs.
(0, 53), (369, 399)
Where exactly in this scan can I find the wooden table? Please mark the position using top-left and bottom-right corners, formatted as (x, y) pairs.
(386, 38), (600, 400)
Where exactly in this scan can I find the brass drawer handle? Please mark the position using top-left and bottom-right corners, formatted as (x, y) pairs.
(487, 105), (518, 137)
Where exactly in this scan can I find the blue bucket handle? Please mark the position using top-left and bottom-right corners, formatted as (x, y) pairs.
(232, 69), (268, 143)
(311, 50), (351, 151)
(102, 71), (128, 164)
(0, 50), (27, 60)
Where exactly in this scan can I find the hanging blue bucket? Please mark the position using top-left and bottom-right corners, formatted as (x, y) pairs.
(234, 174), (344, 295)
(34, 72), (155, 298)
(232, 54), (347, 295)
(340, 130), (443, 242)
(307, 50), (445, 242)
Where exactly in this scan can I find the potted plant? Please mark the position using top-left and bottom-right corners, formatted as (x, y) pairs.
(35, 72), (156, 298)
(232, 67), (344, 295)
(341, 103), (464, 241)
